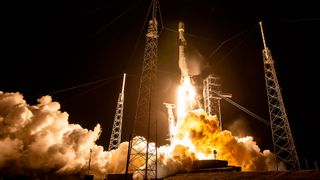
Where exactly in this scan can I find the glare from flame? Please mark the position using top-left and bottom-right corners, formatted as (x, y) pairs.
(177, 76), (196, 120)
(174, 75), (215, 161)
(156, 74), (278, 178)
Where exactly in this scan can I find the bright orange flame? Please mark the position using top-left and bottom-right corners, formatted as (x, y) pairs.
(169, 76), (204, 159)
(177, 76), (196, 120)
(158, 74), (276, 175)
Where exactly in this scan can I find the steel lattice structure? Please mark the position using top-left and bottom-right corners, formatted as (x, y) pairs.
(259, 21), (300, 170)
(108, 73), (126, 151)
(163, 103), (176, 144)
(203, 75), (222, 125)
(127, 0), (159, 178)
(203, 74), (231, 130)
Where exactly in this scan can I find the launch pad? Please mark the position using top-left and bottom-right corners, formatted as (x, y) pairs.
(190, 160), (241, 173)
(162, 160), (241, 179)
(192, 159), (228, 170)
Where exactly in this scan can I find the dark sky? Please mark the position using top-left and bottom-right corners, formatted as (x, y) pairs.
(2, 0), (319, 168)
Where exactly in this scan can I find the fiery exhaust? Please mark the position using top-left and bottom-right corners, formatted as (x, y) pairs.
(156, 73), (279, 177)
(157, 108), (278, 177)
(177, 76), (196, 120)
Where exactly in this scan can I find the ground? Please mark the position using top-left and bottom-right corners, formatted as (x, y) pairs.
(164, 170), (320, 180)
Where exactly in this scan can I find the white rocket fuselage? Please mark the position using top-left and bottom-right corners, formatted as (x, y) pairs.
(178, 21), (188, 79)
(177, 21), (196, 120)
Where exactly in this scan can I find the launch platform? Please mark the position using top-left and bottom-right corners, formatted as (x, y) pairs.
(190, 159), (241, 173)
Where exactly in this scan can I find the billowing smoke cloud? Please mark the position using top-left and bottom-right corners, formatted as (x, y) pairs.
(156, 109), (278, 178)
(179, 48), (205, 77)
(185, 49), (205, 76)
(0, 91), (281, 179)
(0, 91), (129, 178)
(226, 115), (251, 137)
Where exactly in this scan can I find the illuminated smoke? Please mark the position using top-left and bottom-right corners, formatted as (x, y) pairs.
(226, 116), (251, 137)
(156, 109), (278, 178)
(0, 91), (129, 178)
(0, 89), (279, 179)
(178, 51), (188, 77)
(185, 49), (204, 76)
(155, 74), (279, 177)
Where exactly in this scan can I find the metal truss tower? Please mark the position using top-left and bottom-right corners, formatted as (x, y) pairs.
(163, 103), (176, 144)
(108, 73), (126, 151)
(259, 21), (300, 170)
(203, 74), (231, 130)
(127, 0), (159, 178)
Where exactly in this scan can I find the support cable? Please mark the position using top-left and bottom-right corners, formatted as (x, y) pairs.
(123, 0), (153, 73)
(163, 26), (210, 42)
(217, 25), (257, 64)
(207, 24), (257, 60)
(29, 74), (122, 99)
(157, 0), (164, 36)
(212, 89), (270, 126)
(87, 1), (141, 40)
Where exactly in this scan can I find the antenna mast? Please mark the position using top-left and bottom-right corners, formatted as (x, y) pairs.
(259, 21), (300, 170)
(108, 73), (126, 151)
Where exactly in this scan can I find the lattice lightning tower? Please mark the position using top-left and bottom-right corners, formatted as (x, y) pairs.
(127, 0), (159, 178)
(259, 21), (300, 170)
(108, 73), (126, 151)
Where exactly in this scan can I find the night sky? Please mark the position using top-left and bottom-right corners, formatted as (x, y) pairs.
(2, 0), (319, 168)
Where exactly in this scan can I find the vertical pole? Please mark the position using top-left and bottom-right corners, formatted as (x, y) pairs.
(259, 22), (268, 50)
(88, 149), (92, 175)
(145, 80), (153, 179)
(314, 161), (319, 170)
(121, 73), (127, 99)
(125, 134), (132, 180)
(305, 158), (309, 169)
(155, 116), (158, 179)
(218, 100), (222, 130)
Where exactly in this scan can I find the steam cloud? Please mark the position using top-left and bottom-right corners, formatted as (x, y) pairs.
(0, 91), (280, 179)
(156, 109), (279, 178)
(179, 49), (204, 77)
(0, 91), (129, 179)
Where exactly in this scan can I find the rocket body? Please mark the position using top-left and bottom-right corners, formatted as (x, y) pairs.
(178, 22), (188, 79)
(177, 22), (196, 120)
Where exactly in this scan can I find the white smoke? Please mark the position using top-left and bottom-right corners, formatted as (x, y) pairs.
(0, 91), (129, 179)
(179, 49), (204, 77)
(0, 91), (281, 179)
(227, 116), (251, 137)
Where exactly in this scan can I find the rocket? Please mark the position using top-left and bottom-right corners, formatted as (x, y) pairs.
(178, 21), (188, 79)
(177, 21), (196, 117)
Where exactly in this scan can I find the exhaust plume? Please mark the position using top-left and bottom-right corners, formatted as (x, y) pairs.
(156, 109), (278, 178)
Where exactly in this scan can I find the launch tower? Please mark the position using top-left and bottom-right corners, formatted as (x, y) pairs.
(127, 0), (159, 178)
(259, 21), (300, 170)
(203, 74), (232, 130)
(108, 74), (126, 151)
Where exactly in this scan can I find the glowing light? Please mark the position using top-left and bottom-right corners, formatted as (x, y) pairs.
(196, 152), (213, 160)
(177, 76), (196, 119)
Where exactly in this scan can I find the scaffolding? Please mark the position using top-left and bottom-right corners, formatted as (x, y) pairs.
(126, 0), (159, 178)
(108, 73), (126, 151)
(259, 21), (300, 170)
(203, 74), (231, 130)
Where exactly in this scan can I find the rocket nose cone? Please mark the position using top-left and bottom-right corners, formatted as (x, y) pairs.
(179, 21), (185, 31)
